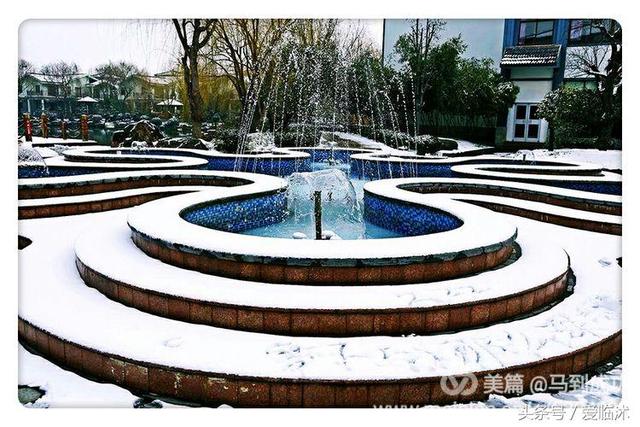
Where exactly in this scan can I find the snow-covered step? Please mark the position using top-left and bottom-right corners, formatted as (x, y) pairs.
(367, 178), (620, 235)
(75, 220), (569, 336)
(391, 177), (620, 215)
(18, 170), (288, 219)
(451, 163), (621, 195)
(127, 184), (517, 286)
(19, 209), (621, 407)
(455, 194), (621, 235)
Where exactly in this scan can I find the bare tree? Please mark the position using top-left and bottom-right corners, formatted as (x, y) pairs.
(209, 19), (293, 105)
(566, 20), (621, 143)
(337, 20), (377, 61)
(290, 19), (338, 48)
(40, 61), (79, 118)
(172, 19), (216, 138)
(18, 59), (35, 93)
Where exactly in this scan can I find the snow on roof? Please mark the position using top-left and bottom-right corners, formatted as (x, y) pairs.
(501, 44), (561, 67)
(144, 75), (175, 85)
(156, 99), (183, 106)
(77, 96), (99, 103)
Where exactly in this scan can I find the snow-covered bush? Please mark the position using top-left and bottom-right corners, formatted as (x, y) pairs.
(245, 132), (276, 152)
(538, 87), (617, 149)
(414, 135), (457, 155)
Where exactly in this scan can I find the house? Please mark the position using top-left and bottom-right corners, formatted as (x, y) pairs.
(123, 72), (180, 113)
(500, 19), (619, 145)
(19, 73), (102, 115)
(18, 69), (179, 116)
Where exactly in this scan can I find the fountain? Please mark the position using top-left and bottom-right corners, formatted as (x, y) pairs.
(286, 168), (364, 239)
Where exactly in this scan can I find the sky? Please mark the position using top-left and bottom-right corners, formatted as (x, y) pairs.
(19, 19), (385, 75)
(382, 19), (505, 69)
(19, 19), (504, 74)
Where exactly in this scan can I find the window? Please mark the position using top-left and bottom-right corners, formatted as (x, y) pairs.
(75, 87), (81, 97)
(568, 19), (619, 45)
(518, 20), (554, 45)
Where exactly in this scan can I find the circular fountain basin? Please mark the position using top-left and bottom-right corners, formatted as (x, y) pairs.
(127, 172), (517, 285)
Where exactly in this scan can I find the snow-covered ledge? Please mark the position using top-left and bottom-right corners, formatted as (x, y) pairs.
(18, 208), (621, 405)
(126, 174), (517, 285)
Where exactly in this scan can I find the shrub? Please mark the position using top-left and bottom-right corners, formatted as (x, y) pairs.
(538, 87), (614, 149)
(415, 135), (457, 155)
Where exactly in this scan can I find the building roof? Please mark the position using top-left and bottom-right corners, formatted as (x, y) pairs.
(500, 44), (562, 67)
(156, 99), (183, 106)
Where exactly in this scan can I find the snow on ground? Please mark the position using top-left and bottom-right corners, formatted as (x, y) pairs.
(19, 340), (621, 408)
(19, 200), (620, 381)
(437, 139), (490, 155)
(447, 364), (622, 409)
(19, 344), (137, 408)
(19, 136), (98, 145)
(495, 149), (622, 171)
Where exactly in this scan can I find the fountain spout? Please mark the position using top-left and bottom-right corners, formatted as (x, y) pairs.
(314, 190), (322, 240)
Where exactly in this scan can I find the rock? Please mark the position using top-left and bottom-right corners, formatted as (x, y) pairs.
(133, 397), (163, 408)
(154, 136), (211, 150)
(113, 120), (164, 147)
(160, 117), (179, 131)
(292, 232), (307, 239)
(18, 385), (45, 405)
(111, 130), (126, 147)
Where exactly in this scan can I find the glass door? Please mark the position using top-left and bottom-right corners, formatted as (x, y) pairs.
(513, 104), (541, 142)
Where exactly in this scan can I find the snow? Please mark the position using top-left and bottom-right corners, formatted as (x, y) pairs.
(495, 149), (622, 171)
(75, 220), (567, 310)
(127, 177), (517, 260)
(452, 164), (621, 184)
(33, 147), (59, 158)
(19, 168), (256, 188)
(19, 345), (136, 408)
(46, 149), (209, 170)
(20, 341), (620, 408)
(19, 193), (620, 381)
(392, 177), (621, 205)
(22, 136), (99, 145)
(455, 365), (622, 409)
(438, 139), (490, 155)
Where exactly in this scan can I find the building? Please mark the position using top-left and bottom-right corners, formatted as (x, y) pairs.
(18, 70), (179, 116)
(19, 73), (103, 115)
(500, 19), (618, 144)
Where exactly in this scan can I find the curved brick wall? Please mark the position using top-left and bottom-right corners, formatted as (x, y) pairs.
(399, 182), (621, 216)
(19, 174), (250, 200)
(130, 229), (515, 286)
(75, 254), (569, 336)
(18, 319), (621, 407)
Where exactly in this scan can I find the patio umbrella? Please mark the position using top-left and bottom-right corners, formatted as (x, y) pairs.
(77, 96), (99, 114)
(156, 99), (183, 114)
